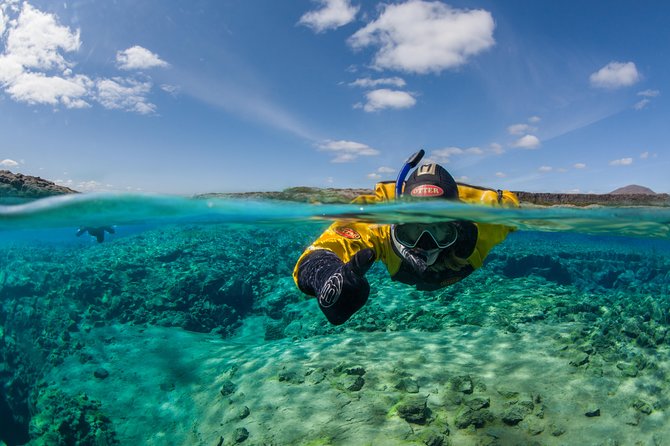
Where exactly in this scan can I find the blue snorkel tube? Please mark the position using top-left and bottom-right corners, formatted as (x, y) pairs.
(395, 149), (425, 198)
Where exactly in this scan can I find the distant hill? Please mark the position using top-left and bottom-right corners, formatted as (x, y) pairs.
(609, 184), (656, 195)
(0, 170), (78, 200)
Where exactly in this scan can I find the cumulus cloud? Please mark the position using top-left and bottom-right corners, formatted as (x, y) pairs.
(427, 146), (481, 164)
(358, 88), (416, 112)
(538, 165), (552, 172)
(511, 134), (540, 149)
(116, 46), (168, 71)
(95, 78), (155, 114)
(1, 158), (19, 167)
(528, 116), (541, 123)
(495, 172), (506, 178)
(640, 151), (649, 159)
(574, 163), (586, 169)
(589, 61), (640, 89)
(367, 166), (395, 179)
(299, 0), (359, 33)
(349, 77), (406, 88)
(317, 139), (379, 162)
(348, 1), (495, 74)
(507, 123), (537, 135)
(609, 157), (633, 166)
(0, 2), (167, 114)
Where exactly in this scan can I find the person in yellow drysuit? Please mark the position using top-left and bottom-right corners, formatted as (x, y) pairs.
(293, 156), (519, 325)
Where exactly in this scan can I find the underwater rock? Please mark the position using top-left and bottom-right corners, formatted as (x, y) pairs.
(496, 388), (519, 399)
(417, 428), (447, 446)
(263, 320), (286, 341)
(454, 407), (493, 429)
(569, 352), (590, 367)
(447, 375), (473, 394)
(501, 401), (534, 425)
(584, 407), (600, 417)
(632, 398), (653, 415)
(159, 381), (175, 392)
(238, 406), (250, 420)
(397, 396), (429, 424)
(464, 397), (490, 410)
(550, 423), (566, 436)
(233, 427), (249, 443)
(220, 380), (236, 396)
(28, 388), (117, 445)
(395, 377), (420, 393)
(347, 376), (365, 392)
(616, 362), (639, 377)
(93, 368), (110, 379)
(278, 368), (305, 384)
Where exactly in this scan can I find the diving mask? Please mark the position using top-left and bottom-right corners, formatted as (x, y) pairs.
(392, 222), (458, 249)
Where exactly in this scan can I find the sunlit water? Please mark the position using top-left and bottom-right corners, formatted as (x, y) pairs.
(1, 194), (669, 445)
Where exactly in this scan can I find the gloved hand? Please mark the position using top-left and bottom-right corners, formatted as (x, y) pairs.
(317, 248), (375, 308)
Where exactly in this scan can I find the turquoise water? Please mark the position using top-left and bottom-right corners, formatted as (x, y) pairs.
(1, 194), (670, 445)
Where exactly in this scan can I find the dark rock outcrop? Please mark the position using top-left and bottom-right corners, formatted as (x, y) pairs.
(0, 170), (78, 199)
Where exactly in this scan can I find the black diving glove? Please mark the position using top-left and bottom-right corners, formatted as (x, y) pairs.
(297, 248), (376, 309)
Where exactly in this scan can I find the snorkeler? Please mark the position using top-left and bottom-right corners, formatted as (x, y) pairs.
(293, 150), (520, 325)
(76, 226), (115, 243)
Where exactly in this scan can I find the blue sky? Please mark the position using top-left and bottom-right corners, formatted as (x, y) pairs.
(0, 0), (668, 194)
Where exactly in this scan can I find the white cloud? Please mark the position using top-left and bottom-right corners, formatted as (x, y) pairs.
(359, 88), (416, 112)
(116, 45), (168, 71)
(1, 158), (19, 167)
(511, 134), (540, 149)
(0, 2), (165, 114)
(6, 71), (91, 107)
(634, 98), (650, 110)
(589, 61), (640, 89)
(640, 151), (649, 159)
(455, 175), (469, 182)
(634, 89), (660, 110)
(299, 0), (359, 33)
(638, 89), (659, 98)
(349, 77), (406, 88)
(609, 157), (633, 166)
(160, 84), (180, 95)
(465, 147), (483, 155)
(574, 163), (586, 169)
(368, 166), (395, 179)
(538, 165), (552, 172)
(317, 139), (379, 162)
(528, 116), (541, 123)
(95, 78), (155, 114)
(348, 1), (495, 74)
(495, 172), (506, 178)
(507, 123), (537, 135)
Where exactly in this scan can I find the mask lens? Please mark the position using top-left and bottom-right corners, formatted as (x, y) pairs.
(394, 223), (458, 248)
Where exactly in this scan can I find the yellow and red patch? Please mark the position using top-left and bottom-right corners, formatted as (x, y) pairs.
(333, 226), (361, 240)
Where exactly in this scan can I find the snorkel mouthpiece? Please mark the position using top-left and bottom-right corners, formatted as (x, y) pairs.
(395, 149), (425, 198)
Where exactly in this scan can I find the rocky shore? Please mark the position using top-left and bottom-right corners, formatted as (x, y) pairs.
(1, 170), (668, 207)
(0, 170), (77, 200)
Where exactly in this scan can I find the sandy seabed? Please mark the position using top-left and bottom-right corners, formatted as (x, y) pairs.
(47, 317), (668, 446)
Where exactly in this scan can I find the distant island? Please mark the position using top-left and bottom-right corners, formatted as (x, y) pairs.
(0, 170), (78, 201)
(1, 170), (668, 207)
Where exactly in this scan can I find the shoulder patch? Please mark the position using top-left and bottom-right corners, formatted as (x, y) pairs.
(333, 226), (361, 240)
